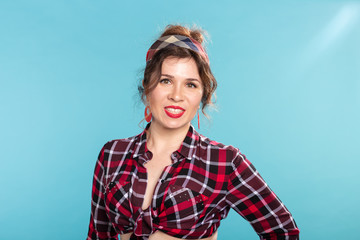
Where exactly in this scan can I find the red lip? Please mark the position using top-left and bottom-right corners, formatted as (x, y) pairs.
(164, 106), (185, 118)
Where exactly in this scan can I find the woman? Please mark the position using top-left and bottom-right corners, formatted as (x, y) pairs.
(87, 25), (300, 240)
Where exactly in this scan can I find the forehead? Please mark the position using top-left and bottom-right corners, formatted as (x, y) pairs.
(161, 57), (200, 79)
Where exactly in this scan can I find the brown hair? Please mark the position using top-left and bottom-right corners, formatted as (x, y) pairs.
(138, 24), (217, 117)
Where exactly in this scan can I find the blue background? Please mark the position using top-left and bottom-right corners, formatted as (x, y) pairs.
(1, 1), (359, 239)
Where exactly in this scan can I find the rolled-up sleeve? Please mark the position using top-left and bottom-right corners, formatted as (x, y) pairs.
(226, 151), (300, 240)
(87, 143), (118, 240)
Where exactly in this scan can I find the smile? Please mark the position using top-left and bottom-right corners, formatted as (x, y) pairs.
(164, 106), (185, 118)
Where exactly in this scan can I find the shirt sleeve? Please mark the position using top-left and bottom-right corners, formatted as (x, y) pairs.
(225, 150), (300, 240)
(87, 143), (118, 240)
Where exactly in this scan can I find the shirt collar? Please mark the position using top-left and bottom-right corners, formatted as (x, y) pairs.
(132, 123), (200, 164)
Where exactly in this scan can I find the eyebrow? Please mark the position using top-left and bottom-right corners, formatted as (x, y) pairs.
(160, 74), (200, 82)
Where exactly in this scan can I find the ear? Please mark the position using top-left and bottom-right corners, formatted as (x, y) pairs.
(144, 94), (150, 106)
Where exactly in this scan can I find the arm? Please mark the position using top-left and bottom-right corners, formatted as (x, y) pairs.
(226, 150), (300, 240)
(87, 143), (118, 240)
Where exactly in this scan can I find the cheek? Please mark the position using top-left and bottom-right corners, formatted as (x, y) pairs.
(189, 92), (203, 109)
(195, 89), (204, 103)
(148, 89), (164, 108)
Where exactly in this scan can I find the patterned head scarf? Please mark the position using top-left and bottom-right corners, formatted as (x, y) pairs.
(146, 35), (209, 64)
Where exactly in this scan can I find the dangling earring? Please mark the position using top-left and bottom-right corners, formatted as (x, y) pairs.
(197, 109), (200, 130)
(144, 106), (152, 122)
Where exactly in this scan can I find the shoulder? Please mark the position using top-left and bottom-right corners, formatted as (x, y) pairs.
(197, 135), (255, 177)
(95, 132), (143, 169)
(96, 131), (144, 166)
(196, 133), (247, 164)
(101, 132), (142, 152)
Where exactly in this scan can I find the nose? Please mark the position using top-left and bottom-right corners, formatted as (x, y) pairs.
(168, 84), (184, 102)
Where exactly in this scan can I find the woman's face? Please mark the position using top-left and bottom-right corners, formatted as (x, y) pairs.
(147, 57), (203, 131)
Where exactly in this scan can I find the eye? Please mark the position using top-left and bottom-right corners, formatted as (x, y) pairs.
(186, 82), (197, 88)
(159, 78), (171, 84)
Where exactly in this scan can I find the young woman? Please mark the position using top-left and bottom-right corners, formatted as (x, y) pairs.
(87, 25), (300, 240)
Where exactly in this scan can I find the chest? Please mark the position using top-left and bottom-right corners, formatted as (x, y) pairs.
(104, 155), (230, 236)
(142, 155), (172, 210)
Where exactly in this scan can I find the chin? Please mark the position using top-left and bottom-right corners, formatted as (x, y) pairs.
(162, 120), (190, 130)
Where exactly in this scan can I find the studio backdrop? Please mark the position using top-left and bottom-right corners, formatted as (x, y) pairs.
(0, 1), (359, 239)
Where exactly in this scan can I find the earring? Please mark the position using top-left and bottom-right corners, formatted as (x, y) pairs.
(197, 109), (200, 130)
(144, 106), (152, 122)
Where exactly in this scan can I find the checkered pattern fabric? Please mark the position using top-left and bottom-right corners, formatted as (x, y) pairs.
(87, 124), (299, 240)
(146, 35), (209, 64)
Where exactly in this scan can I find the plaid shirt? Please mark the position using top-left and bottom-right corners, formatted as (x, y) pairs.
(87, 124), (299, 240)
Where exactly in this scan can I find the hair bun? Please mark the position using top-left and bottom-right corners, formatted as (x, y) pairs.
(189, 30), (204, 44)
(161, 24), (206, 45)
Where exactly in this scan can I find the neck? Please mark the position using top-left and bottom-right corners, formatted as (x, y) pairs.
(146, 121), (190, 154)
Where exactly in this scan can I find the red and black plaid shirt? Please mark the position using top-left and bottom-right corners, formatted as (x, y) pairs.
(87, 124), (299, 240)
